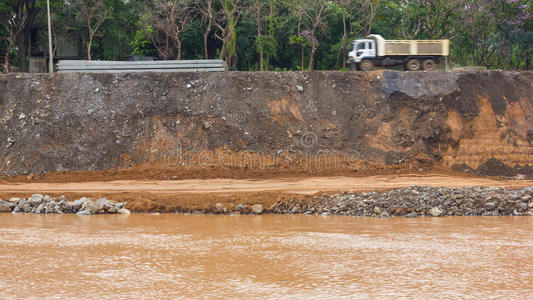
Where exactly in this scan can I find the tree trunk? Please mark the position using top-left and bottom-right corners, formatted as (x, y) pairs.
(5, 42), (12, 72)
(258, 25), (263, 71)
(308, 28), (317, 70)
(259, 48), (264, 71)
(203, 20), (211, 59)
(336, 9), (347, 70)
(3, 39), (13, 72)
(296, 8), (304, 70)
(219, 33), (227, 62)
(87, 33), (93, 60)
(16, 37), (29, 72)
(177, 39), (182, 60)
(526, 48), (531, 70)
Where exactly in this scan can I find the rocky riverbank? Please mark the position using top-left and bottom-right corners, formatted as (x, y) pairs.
(0, 194), (130, 215)
(270, 186), (533, 217)
(1, 186), (532, 217)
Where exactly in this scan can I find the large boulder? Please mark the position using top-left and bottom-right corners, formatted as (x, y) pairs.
(28, 194), (44, 206)
(0, 200), (15, 212)
(81, 198), (110, 214)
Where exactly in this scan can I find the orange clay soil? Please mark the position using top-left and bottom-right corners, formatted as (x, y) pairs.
(1, 173), (532, 213)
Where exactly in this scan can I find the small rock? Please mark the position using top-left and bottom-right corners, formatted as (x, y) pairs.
(76, 210), (91, 216)
(380, 211), (390, 218)
(186, 84), (192, 89)
(215, 203), (226, 213)
(17, 199), (27, 207)
(373, 206), (382, 214)
(0, 205), (12, 213)
(411, 190), (420, 195)
(296, 85), (304, 92)
(484, 202), (496, 210)
(520, 187), (533, 194)
(71, 198), (87, 211)
(429, 207), (443, 217)
(406, 212), (417, 218)
(35, 203), (45, 214)
(251, 204), (264, 214)
(118, 208), (131, 215)
(8, 198), (20, 203)
(529, 202), (533, 208)
(203, 121), (211, 130)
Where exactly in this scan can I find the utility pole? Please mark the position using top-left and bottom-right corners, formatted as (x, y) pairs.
(47, 0), (53, 73)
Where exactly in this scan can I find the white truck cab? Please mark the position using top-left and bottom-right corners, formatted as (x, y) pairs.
(347, 39), (376, 64)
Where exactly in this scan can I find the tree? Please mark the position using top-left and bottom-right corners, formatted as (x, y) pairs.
(484, 0), (532, 69)
(75, 0), (111, 60)
(0, 0), (42, 72)
(147, 0), (193, 60)
(248, 0), (278, 70)
(195, 0), (215, 59)
(303, 0), (332, 70)
(0, 15), (20, 72)
(289, 0), (308, 69)
(214, 0), (243, 68)
(249, 0), (266, 70)
(398, 0), (463, 39)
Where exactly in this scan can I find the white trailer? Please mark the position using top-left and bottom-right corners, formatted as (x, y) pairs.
(347, 34), (449, 71)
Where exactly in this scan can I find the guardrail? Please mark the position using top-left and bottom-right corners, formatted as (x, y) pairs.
(57, 59), (227, 73)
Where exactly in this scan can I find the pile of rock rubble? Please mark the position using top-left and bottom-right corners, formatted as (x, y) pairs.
(1, 186), (532, 217)
(0, 194), (130, 215)
(269, 186), (533, 217)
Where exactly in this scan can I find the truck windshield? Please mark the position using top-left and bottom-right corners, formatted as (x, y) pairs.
(357, 43), (366, 50)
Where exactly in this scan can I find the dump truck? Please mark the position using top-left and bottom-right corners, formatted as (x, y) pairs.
(347, 34), (449, 71)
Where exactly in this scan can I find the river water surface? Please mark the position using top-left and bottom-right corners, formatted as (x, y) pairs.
(0, 214), (532, 299)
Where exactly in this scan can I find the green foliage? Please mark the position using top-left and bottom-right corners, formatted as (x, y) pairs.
(131, 28), (158, 57)
(255, 35), (277, 57)
(2, 0), (532, 71)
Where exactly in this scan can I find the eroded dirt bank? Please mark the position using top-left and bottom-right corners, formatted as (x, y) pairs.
(0, 70), (532, 180)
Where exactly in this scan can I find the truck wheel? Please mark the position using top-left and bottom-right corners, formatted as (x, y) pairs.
(349, 63), (358, 71)
(405, 59), (420, 71)
(422, 59), (436, 71)
(360, 60), (374, 72)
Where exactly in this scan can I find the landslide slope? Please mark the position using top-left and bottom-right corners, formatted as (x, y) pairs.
(0, 71), (531, 179)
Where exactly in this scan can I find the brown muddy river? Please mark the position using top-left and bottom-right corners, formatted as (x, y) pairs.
(0, 214), (532, 299)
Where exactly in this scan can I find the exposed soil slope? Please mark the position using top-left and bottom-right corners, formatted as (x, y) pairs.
(0, 71), (531, 180)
